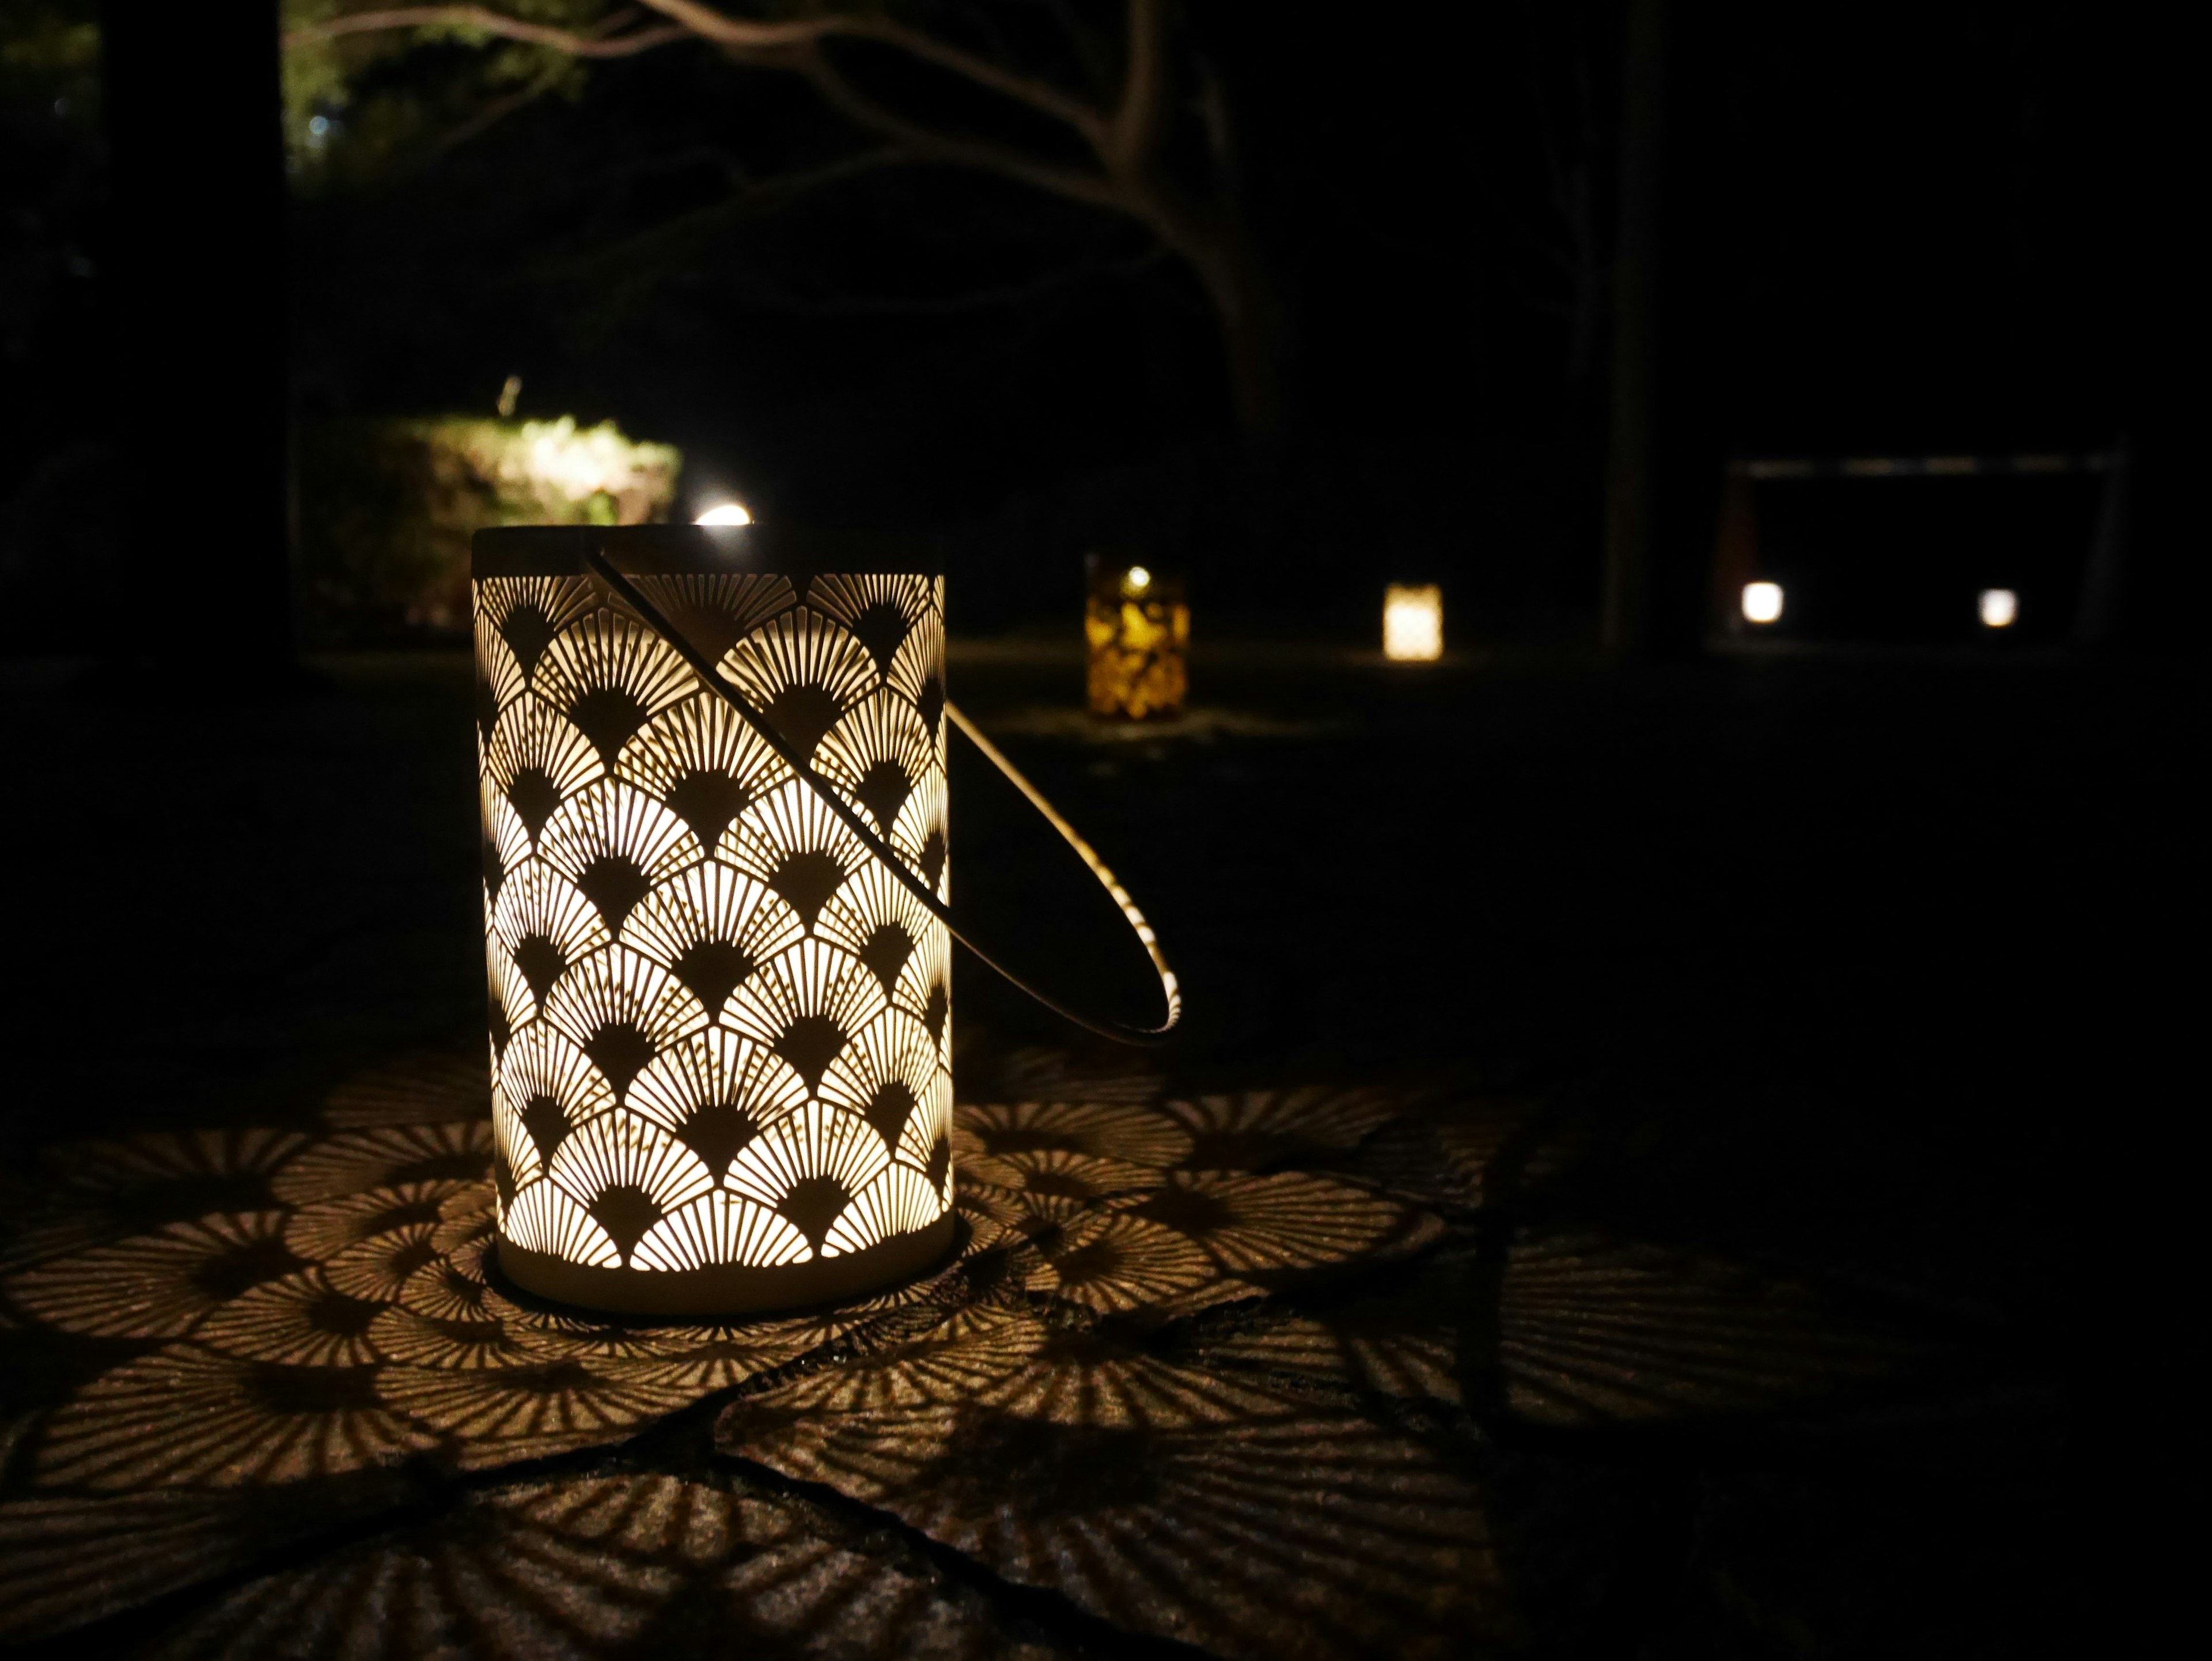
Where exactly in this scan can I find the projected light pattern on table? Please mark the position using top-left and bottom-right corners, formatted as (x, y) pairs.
(475, 566), (953, 1305)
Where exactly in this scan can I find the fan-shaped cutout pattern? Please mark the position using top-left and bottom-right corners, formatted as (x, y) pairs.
(824, 1164), (942, 1258)
(724, 940), (888, 1091)
(533, 610), (696, 769)
(484, 697), (603, 842)
(723, 776), (870, 909)
(478, 575), (596, 675)
(629, 572), (796, 664)
(884, 598), (947, 711)
(725, 1103), (890, 1238)
(821, 1009), (942, 1151)
(474, 568), (952, 1307)
(718, 607), (878, 762)
(475, 611), (527, 729)
(488, 1081), (536, 1208)
(614, 695), (790, 860)
(537, 780), (694, 922)
(805, 570), (932, 638)
(806, 574), (933, 703)
(495, 1025), (616, 1166)
(540, 947), (707, 1098)
(624, 1026), (805, 1127)
(631, 1189), (813, 1271)
(816, 860), (934, 988)
(504, 1180), (620, 1269)
(618, 862), (802, 1015)
(490, 865), (608, 1004)
(888, 763), (949, 887)
(480, 782), (531, 899)
(483, 935), (529, 1055)
(889, 915), (952, 1028)
(815, 690), (934, 844)
(896, 1070), (956, 1182)
(547, 1114), (714, 1262)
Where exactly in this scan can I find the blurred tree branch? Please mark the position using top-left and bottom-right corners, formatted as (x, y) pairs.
(282, 0), (1283, 433)
(294, 5), (694, 58)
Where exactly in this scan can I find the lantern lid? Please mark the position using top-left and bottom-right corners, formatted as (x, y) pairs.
(472, 523), (941, 579)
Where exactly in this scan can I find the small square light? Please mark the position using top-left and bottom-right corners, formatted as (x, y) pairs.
(1979, 588), (2018, 629)
(1382, 585), (1444, 661)
(1741, 581), (1784, 624)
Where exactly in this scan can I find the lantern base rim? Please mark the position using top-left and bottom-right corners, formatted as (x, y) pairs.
(494, 1212), (959, 1317)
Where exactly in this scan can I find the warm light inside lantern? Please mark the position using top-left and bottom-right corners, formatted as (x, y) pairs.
(695, 502), (752, 526)
(1741, 581), (1784, 624)
(1979, 588), (2018, 628)
(1085, 561), (1188, 720)
(1382, 584), (1444, 661)
(475, 534), (955, 1314)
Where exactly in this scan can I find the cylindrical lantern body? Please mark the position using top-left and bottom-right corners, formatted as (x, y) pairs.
(1084, 558), (1188, 720)
(473, 527), (955, 1314)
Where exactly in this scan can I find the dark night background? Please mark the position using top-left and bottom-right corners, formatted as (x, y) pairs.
(1, 2), (2165, 642)
(0, 2), (2186, 1655)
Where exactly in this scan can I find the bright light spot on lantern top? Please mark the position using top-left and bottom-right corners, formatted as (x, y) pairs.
(1123, 565), (1152, 594)
(1383, 584), (1444, 661)
(695, 502), (752, 526)
(1741, 581), (1784, 624)
(1979, 588), (2018, 628)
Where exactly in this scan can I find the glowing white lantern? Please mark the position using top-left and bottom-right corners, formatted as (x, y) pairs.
(695, 502), (752, 526)
(1741, 581), (1785, 625)
(475, 527), (957, 1314)
(1979, 588), (2018, 629)
(1382, 585), (1444, 661)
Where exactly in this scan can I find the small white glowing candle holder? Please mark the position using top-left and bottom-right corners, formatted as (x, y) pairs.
(475, 525), (953, 1314)
(1978, 588), (2018, 629)
(1741, 581), (1785, 625)
(694, 501), (752, 526)
(1382, 584), (1444, 661)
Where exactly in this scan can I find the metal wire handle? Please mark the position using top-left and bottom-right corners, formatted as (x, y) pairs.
(583, 548), (1183, 1046)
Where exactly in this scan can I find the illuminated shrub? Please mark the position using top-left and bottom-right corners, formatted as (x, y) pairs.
(300, 416), (681, 637)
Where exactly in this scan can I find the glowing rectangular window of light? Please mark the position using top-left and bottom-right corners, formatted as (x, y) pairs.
(1741, 581), (1784, 624)
(1979, 588), (2018, 628)
(1382, 585), (1444, 661)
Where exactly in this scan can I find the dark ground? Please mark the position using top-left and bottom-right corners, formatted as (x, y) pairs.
(0, 641), (2167, 1655)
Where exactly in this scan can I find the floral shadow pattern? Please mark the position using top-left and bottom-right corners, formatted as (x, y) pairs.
(2, 1049), (1969, 1655)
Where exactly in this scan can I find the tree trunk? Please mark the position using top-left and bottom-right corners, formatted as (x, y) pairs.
(1600, 0), (1725, 658)
(1165, 211), (1286, 441)
(103, 0), (296, 673)
(1601, 0), (1664, 654)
